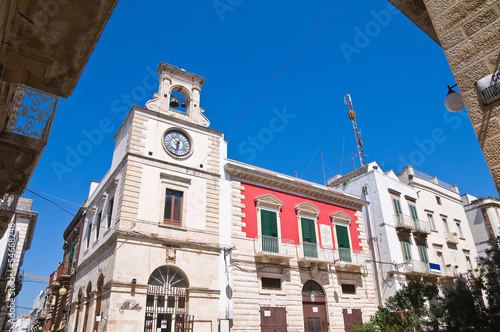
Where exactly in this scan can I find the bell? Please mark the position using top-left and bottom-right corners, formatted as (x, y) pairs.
(169, 96), (179, 108)
(180, 100), (187, 108)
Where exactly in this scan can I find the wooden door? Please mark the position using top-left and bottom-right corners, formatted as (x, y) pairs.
(302, 302), (327, 332)
(342, 309), (362, 332)
(260, 307), (287, 332)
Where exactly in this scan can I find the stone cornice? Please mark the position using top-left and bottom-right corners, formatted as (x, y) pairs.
(225, 161), (367, 211)
(157, 62), (206, 85)
(115, 230), (221, 253)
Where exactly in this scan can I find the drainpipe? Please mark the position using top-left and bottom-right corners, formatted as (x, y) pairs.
(361, 185), (383, 307)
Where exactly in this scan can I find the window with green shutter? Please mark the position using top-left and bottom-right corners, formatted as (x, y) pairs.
(409, 204), (418, 221)
(418, 244), (428, 263)
(336, 225), (351, 262)
(261, 210), (278, 253)
(67, 242), (75, 274)
(301, 218), (317, 258)
(401, 240), (412, 261)
(392, 198), (403, 224)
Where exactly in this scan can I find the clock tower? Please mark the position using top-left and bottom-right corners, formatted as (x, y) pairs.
(70, 63), (228, 332)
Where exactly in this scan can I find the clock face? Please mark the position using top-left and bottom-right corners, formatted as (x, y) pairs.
(164, 130), (191, 156)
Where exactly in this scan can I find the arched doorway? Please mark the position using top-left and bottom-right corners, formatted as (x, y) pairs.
(144, 266), (193, 332)
(302, 280), (328, 332)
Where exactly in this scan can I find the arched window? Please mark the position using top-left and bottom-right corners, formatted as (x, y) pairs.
(144, 266), (193, 332)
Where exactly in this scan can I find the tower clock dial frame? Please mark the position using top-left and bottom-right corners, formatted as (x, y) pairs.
(163, 128), (193, 158)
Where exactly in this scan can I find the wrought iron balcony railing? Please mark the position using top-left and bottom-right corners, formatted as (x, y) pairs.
(297, 243), (335, 262)
(334, 248), (365, 266)
(0, 194), (19, 213)
(254, 235), (294, 258)
(4, 84), (59, 142)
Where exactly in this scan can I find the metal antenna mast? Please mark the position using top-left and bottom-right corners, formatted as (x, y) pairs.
(344, 94), (365, 166)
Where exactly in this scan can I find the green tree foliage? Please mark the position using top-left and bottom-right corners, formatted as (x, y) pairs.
(355, 237), (500, 331)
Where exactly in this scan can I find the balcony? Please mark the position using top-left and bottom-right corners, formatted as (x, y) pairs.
(394, 214), (415, 231)
(442, 265), (457, 279)
(333, 248), (365, 269)
(445, 232), (459, 244)
(0, 85), (58, 196)
(49, 261), (71, 286)
(297, 243), (335, 266)
(254, 235), (294, 263)
(412, 219), (431, 236)
(0, 194), (19, 238)
(400, 260), (428, 275)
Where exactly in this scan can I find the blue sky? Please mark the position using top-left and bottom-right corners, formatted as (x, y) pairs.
(15, 0), (497, 313)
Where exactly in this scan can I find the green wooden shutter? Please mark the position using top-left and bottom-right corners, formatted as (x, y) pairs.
(67, 242), (75, 274)
(261, 210), (278, 253)
(336, 225), (351, 262)
(392, 198), (402, 215)
(409, 204), (418, 221)
(261, 210), (278, 237)
(301, 218), (316, 244)
(301, 218), (317, 258)
(418, 245), (428, 263)
(401, 240), (412, 261)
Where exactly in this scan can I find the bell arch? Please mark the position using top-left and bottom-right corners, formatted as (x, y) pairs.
(144, 266), (193, 332)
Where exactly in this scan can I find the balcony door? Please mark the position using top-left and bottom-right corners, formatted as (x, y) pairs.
(418, 244), (429, 273)
(301, 218), (317, 258)
(261, 210), (279, 253)
(335, 225), (351, 262)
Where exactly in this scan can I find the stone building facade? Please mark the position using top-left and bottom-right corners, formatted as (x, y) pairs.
(67, 63), (226, 332)
(63, 62), (378, 332)
(330, 162), (480, 305)
(224, 161), (377, 332)
(388, 0), (500, 194)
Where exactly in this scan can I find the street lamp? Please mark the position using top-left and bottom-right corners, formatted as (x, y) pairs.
(444, 84), (465, 112)
(333, 258), (346, 268)
(59, 286), (67, 296)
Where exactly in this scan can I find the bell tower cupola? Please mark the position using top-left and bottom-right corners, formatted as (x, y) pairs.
(146, 62), (209, 127)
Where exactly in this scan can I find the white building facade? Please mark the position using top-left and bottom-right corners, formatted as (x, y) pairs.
(461, 194), (500, 258)
(397, 166), (480, 286)
(330, 162), (480, 305)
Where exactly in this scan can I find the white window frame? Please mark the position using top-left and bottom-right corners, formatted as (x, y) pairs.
(427, 213), (436, 231)
(295, 203), (320, 246)
(254, 194), (283, 239)
(455, 220), (464, 238)
(330, 211), (353, 252)
(159, 174), (191, 228)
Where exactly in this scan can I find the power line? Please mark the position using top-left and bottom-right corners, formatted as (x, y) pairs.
(27, 188), (81, 207)
(26, 189), (75, 216)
